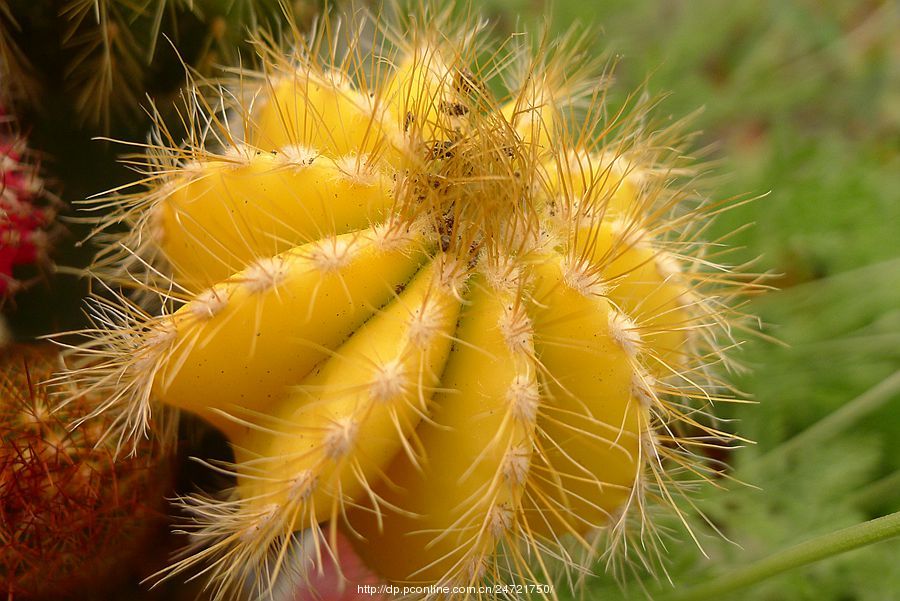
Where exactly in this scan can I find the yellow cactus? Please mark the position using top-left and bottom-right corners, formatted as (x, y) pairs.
(234, 260), (461, 524)
(63, 3), (764, 599)
(154, 150), (398, 289)
(251, 68), (407, 167)
(352, 275), (540, 583)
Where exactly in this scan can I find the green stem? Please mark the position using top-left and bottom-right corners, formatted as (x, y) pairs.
(655, 511), (900, 601)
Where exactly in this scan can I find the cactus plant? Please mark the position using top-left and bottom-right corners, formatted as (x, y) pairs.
(0, 0), (295, 129)
(63, 3), (764, 599)
(0, 105), (60, 306)
(0, 344), (171, 600)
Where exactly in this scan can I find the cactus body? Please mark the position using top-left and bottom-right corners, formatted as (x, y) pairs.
(351, 275), (541, 583)
(0, 107), (58, 304)
(0, 345), (169, 600)
(156, 151), (397, 289)
(521, 254), (645, 537)
(252, 71), (406, 167)
(68, 5), (758, 599)
(152, 228), (426, 429)
(235, 262), (461, 523)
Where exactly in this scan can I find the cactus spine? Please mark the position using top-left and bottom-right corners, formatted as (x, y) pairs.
(65, 4), (762, 598)
(0, 345), (169, 599)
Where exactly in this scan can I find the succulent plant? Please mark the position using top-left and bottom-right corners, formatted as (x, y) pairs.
(0, 0), (295, 129)
(63, 3), (763, 599)
(0, 106), (60, 307)
(0, 344), (171, 600)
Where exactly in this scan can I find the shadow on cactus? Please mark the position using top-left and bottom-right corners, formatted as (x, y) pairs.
(58, 2), (767, 599)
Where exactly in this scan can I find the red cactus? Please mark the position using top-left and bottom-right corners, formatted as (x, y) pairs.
(0, 107), (59, 305)
(0, 344), (170, 600)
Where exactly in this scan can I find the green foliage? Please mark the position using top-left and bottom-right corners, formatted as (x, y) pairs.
(738, 263), (900, 465)
(574, 437), (900, 601)
(2, 0), (294, 128)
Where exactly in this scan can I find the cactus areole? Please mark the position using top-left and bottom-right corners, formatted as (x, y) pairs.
(66, 4), (758, 599)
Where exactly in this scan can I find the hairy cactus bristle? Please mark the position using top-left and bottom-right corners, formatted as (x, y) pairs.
(0, 344), (171, 599)
(61, 3), (767, 599)
(1, 0), (295, 128)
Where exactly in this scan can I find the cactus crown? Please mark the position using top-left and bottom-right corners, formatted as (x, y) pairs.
(60, 2), (766, 599)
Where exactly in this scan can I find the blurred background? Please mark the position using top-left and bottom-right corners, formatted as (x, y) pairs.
(2, 0), (898, 599)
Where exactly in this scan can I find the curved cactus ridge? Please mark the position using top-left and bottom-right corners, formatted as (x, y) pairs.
(64, 3), (763, 599)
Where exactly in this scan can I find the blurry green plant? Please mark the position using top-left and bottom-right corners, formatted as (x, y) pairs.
(0, 0), (314, 129)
